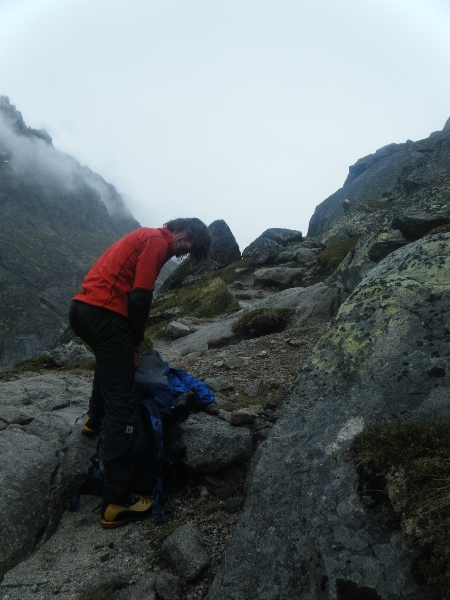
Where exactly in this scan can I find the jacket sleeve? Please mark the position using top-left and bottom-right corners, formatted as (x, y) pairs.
(128, 288), (153, 347)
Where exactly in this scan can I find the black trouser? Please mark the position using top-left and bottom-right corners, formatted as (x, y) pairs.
(69, 300), (138, 505)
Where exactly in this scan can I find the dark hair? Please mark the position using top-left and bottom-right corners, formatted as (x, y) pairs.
(164, 217), (211, 264)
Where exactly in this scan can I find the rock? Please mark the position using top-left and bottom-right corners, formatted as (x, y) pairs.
(221, 497), (243, 513)
(249, 228), (303, 246)
(207, 219), (242, 266)
(366, 229), (408, 262)
(300, 238), (324, 250)
(242, 238), (282, 266)
(166, 321), (191, 339)
(46, 341), (94, 368)
(0, 374), (93, 579)
(253, 267), (305, 287)
(292, 246), (319, 266)
(203, 377), (234, 392)
(308, 144), (426, 240)
(230, 408), (257, 426)
(178, 412), (253, 474)
(244, 380), (266, 398)
(155, 572), (184, 600)
(253, 282), (341, 327)
(160, 220), (241, 291)
(162, 523), (210, 581)
(207, 233), (450, 600)
(391, 211), (450, 240)
(274, 250), (298, 263)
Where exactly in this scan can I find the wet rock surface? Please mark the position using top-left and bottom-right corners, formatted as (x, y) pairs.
(206, 234), (450, 599)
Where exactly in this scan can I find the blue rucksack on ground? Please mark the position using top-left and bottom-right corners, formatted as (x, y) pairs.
(69, 350), (215, 521)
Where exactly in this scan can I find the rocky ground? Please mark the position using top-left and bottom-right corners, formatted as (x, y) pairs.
(0, 275), (327, 600)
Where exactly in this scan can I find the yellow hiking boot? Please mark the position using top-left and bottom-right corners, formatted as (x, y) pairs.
(101, 495), (153, 529)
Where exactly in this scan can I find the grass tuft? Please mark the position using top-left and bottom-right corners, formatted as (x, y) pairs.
(425, 224), (450, 236)
(302, 236), (359, 287)
(232, 308), (295, 337)
(0, 353), (58, 381)
(351, 420), (450, 597)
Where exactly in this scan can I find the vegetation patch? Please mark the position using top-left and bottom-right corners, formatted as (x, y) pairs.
(0, 353), (58, 381)
(153, 277), (238, 320)
(303, 236), (359, 287)
(355, 198), (391, 213)
(232, 308), (295, 337)
(425, 224), (450, 236)
(211, 257), (251, 284)
(351, 420), (450, 597)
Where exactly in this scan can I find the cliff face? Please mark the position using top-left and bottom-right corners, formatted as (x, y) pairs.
(0, 97), (140, 370)
(308, 121), (450, 244)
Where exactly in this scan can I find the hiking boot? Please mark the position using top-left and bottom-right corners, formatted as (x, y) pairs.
(82, 415), (103, 437)
(101, 495), (153, 529)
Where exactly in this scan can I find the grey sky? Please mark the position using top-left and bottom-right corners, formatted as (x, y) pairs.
(1, 0), (450, 250)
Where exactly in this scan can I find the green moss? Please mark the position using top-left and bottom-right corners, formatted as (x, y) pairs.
(0, 353), (57, 381)
(302, 237), (359, 287)
(355, 198), (391, 213)
(212, 257), (251, 284)
(425, 224), (450, 236)
(153, 277), (239, 321)
(232, 307), (295, 337)
(351, 420), (450, 597)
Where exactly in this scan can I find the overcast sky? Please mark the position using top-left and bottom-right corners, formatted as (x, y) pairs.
(1, 0), (450, 250)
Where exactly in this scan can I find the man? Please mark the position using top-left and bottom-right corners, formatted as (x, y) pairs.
(69, 218), (210, 528)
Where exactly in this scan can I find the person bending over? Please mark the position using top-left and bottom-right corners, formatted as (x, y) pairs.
(69, 218), (210, 528)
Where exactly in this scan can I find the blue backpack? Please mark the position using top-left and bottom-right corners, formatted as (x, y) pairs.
(69, 350), (215, 521)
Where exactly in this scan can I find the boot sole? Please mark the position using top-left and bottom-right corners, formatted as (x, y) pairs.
(101, 514), (148, 529)
(81, 427), (99, 438)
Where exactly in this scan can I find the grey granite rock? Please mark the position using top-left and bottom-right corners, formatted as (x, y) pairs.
(391, 210), (450, 240)
(166, 321), (191, 339)
(155, 572), (184, 600)
(253, 266), (305, 287)
(178, 412), (253, 474)
(207, 234), (450, 599)
(162, 523), (210, 581)
(0, 373), (92, 579)
(242, 238), (282, 266)
(160, 220), (241, 292)
(46, 341), (93, 368)
(252, 282), (341, 327)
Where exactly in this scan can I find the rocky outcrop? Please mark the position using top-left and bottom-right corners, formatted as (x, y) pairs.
(160, 220), (241, 292)
(207, 232), (450, 600)
(0, 374), (93, 579)
(0, 97), (140, 370)
(251, 281), (342, 327)
(308, 120), (450, 248)
(242, 228), (303, 265)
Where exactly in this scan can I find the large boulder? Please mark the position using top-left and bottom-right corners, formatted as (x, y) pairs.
(242, 238), (282, 266)
(253, 266), (305, 287)
(252, 282), (342, 327)
(242, 228), (303, 265)
(391, 211), (450, 240)
(207, 233), (450, 600)
(159, 220), (241, 292)
(0, 373), (92, 579)
(177, 412), (253, 474)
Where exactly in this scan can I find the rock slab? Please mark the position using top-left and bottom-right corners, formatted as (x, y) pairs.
(206, 233), (450, 599)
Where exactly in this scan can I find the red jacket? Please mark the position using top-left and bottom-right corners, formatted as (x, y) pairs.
(73, 227), (174, 317)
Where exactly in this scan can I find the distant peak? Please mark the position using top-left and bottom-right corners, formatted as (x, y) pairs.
(0, 95), (52, 144)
